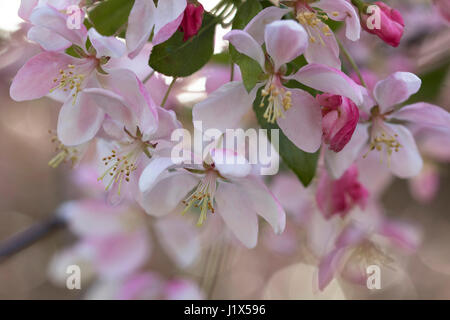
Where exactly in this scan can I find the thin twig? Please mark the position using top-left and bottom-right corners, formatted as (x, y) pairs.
(337, 38), (367, 88)
(0, 215), (66, 264)
(161, 77), (178, 108)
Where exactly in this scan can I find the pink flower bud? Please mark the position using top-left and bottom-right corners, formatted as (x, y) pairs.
(179, 3), (204, 41)
(317, 93), (360, 153)
(362, 2), (405, 47)
(316, 165), (369, 220)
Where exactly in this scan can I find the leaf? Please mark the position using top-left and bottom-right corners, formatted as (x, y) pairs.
(149, 14), (217, 77)
(229, 0), (264, 92)
(88, 0), (134, 36)
(253, 88), (319, 187)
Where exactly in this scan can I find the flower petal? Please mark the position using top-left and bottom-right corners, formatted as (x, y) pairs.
(290, 63), (363, 105)
(88, 28), (126, 59)
(140, 171), (199, 217)
(318, 248), (346, 291)
(373, 72), (421, 113)
(223, 30), (265, 70)
(29, 5), (87, 47)
(192, 81), (256, 132)
(57, 91), (105, 146)
(314, 0), (361, 41)
(153, 11), (184, 45)
(392, 102), (450, 130)
(210, 148), (252, 179)
(244, 6), (291, 44)
(139, 157), (177, 193)
(215, 182), (259, 248)
(264, 20), (308, 72)
(126, 0), (156, 58)
(325, 123), (369, 179)
(10, 51), (77, 101)
(236, 175), (286, 235)
(385, 123), (423, 178)
(154, 0), (187, 35)
(19, 0), (39, 20)
(27, 26), (72, 51)
(304, 33), (341, 70)
(277, 88), (323, 153)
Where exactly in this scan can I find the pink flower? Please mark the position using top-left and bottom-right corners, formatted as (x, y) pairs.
(318, 217), (421, 290)
(194, 20), (363, 153)
(138, 148), (286, 248)
(362, 2), (405, 47)
(126, 0), (187, 58)
(316, 165), (369, 220)
(325, 72), (450, 179)
(318, 93), (360, 152)
(179, 3), (204, 41)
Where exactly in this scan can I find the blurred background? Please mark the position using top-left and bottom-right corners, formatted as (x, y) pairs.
(0, 0), (449, 299)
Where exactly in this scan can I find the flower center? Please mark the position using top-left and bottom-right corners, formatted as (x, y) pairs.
(259, 77), (292, 124)
(48, 131), (82, 168)
(99, 128), (155, 195)
(347, 241), (394, 272)
(364, 118), (402, 166)
(182, 169), (218, 226)
(50, 64), (86, 104)
(296, 8), (335, 45)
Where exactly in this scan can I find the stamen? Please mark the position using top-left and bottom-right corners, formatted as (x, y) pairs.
(48, 130), (80, 168)
(363, 127), (402, 167)
(259, 80), (292, 124)
(50, 64), (85, 104)
(296, 9), (333, 46)
(182, 170), (218, 226)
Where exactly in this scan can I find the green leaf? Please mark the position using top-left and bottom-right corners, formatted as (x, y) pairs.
(149, 14), (217, 77)
(229, 0), (264, 92)
(88, 0), (134, 36)
(253, 88), (319, 187)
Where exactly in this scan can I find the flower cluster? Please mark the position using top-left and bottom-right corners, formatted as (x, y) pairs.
(8, 0), (450, 298)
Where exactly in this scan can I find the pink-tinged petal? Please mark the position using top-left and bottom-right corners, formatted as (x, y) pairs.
(236, 175), (286, 235)
(92, 230), (151, 278)
(57, 91), (105, 146)
(325, 124), (369, 179)
(215, 182), (259, 248)
(193, 81), (256, 132)
(165, 279), (204, 300)
(65, 200), (129, 237)
(304, 33), (341, 70)
(335, 223), (367, 249)
(210, 148), (252, 179)
(29, 5), (87, 47)
(82, 88), (135, 130)
(385, 123), (423, 178)
(139, 157), (177, 193)
(264, 20), (308, 72)
(392, 102), (450, 130)
(277, 88), (322, 153)
(140, 171), (199, 217)
(10, 51), (76, 101)
(290, 64), (363, 106)
(27, 26), (72, 51)
(154, 0), (187, 35)
(153, 12), (184, 45)
(378, 220), (421, 252)
(126, 0), (156, 58)
(152, 107), (182, 141)
(88, 28), (126, 58)
(19, 0), (39, 20)
(154, 216), (200, 268)
(314, 0), (361, 41)
(373, 72), (421, 113)
(98, 69), (158, 136)
(223, 30), (265, 70)
(318, 248), (346, 291)
(244, 6), (291, 45)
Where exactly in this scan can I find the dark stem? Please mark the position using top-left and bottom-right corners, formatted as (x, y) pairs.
(0, 215), (66, 264)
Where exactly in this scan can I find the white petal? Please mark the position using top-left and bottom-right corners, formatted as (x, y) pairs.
(244, 6), (291, 44)
(223, 30), (265, 70)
